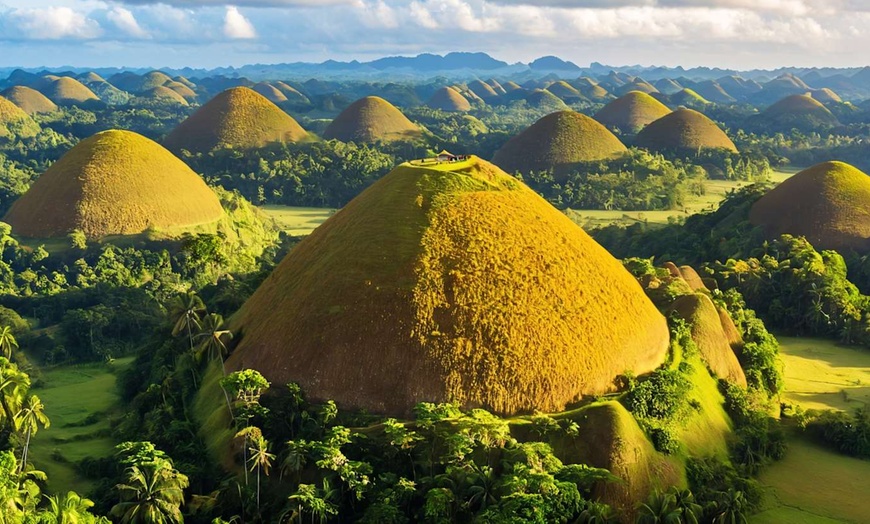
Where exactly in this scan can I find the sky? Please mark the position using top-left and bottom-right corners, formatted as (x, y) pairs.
(0, 0), (869, 70)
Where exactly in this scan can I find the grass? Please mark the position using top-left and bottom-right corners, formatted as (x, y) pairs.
(322, 96), (422, 143)
(1, 86), (57, 115)
(28, 357), (134, 494)
(261, 205), (336, 236)
(594, 91), (671, 133)
(635, 108), (736, 153)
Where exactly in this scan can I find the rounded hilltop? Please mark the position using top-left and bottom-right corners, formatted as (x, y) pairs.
(594, 91), (671, 134)
(139, 86), (189, 106)
(0, 96), (40, 139)
(4, 129), (224, 239)
(756, 94), (840, 132)
(427, 86), (472, 112)
(749, 161), (870, 252)
(164, 87), (308, 154)
(323, 96), (423, 143)
(492, 111), (627, 179)
(1, 86), (57, 115)
(39, 77), (99, 106)
(635, 108), (737, 153)
(223, 155), (669, 417)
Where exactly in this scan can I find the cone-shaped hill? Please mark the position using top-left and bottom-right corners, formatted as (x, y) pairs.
(4, 130), (224, 239)
(749, 161), (870, 251)
(140, 86), (189, 106)
(810, 88), (842, 104)
(0, 96), (40, 139)
(756, 94), (840, 132)
(493, 111), (627, 178)
(1, 86), (57, 115)
(40, 77), (99, 106)
(252, 83), (288, 104)
(635, 108), (737, 154)
(164, 87), (308, 154)
(224, 156), (669, 416)
(594, 91), (671, 134)
(323, 96), (422, 143)
(427, 86), (472, 112)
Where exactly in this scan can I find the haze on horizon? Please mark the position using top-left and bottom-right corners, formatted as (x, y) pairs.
(0, 0), (868, 70)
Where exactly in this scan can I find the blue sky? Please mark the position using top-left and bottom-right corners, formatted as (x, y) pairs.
(0, 0), (868, 70)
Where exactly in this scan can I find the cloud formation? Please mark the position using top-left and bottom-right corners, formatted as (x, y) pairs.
(223, 6), (256, 38)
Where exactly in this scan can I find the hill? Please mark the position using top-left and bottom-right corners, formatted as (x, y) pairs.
(669, 88), (710, 108)
(4, 130), (224, 239)
(524, 89), (569, 111)
(322, 96), (422, 143)
(692, 80), (736, 104)
(139, 86), (189, 106)
(594, 91), (671, 134)
(546, 81), (584, 101)
(164, 81), (198, 101)
(493, 111), (627, 178)
(635, 108), (737, 153)
(164, 87), (308, 154)
(426, 86), (472, 111)
(223, 157), (669, 416)
(654, 78), (683, 95)
(755, 94), (840, 132)
(749, 161), (870, 251)
(615, 79), (657, 96)
(467, 79), (499, 101)
(273, 81), (310, 104)
(0, 86), (57, 115)
(810, 88), (842, 103)
(0, 96), (40, 139)
(252, 83), (288, 104)
(39, 77), (99, 106)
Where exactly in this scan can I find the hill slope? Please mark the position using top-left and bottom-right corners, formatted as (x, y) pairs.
(224, 157), (669, 416)
(427, 86), (472, 112)
(756, 94), (840, 132)
(323, 96), (422, 143)
(1, 86), (57, 115)
(635, 108), (737, 153)
(594, 91), (671, 133)
(0, 96), (40, 139)
(40, 77), (99, 106)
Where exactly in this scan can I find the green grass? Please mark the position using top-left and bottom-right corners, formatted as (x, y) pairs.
(28, 357), (133, 494)
(776, 335), (870, 412)
(261, 205), (336, 236)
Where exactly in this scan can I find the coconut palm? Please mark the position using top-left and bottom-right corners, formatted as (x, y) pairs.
(248, 436), (275, 514)
(635, 490), (682, 524)
(711, 489), (748, 524)
(0, 327), (18, 359)
(169, 292), (205, 353)
(0, 358), (28, 430)
(15, 394), (49, 473)
(196, 313), (233, 373)
(110, 461), (189, 524)
(41, 490), (105, 523)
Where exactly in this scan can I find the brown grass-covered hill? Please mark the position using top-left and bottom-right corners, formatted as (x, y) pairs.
(39, 77), (99, 106)
(140, 86), (189, 106)
(668, 293), (747, 387)
(524, 89), (569, 111)
(0, 86), (57, 115)
(546, 81), (584, 101)
(487, 79), (507, 95)
(164, 87), (308, 154)
(810, 88), (842, 104)
(693, 80), (736, 104)
(493, 111), (627, 178)
(654, 78), (683, 95)
(749, 161), (870, 251)
(252, 83), (288, 104)
(615, 79), (658, 96)
(467, 79), (499, 101)
(635, 108), (737, 154)
(0, 96), (40, 139)
(273, 81), (310, 105)
(756, 94), (840, 132)
(502, 81), (522, 92)
(668, 88), (710, 109)
(164, 81), (198, 102)
(594, 91), (671, 134)
(224, 157), (669, 416)
(323, 96), (422, 143)
(427, 86), (472, 112)
(4, 130), (224, 239)
(110, 71), (174, 94)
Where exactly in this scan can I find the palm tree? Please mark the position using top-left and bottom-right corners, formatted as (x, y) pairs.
(0, 358), (28, 430)
(635, 490), (682, 524)
(15, 394), (49, 473)
(196, 313), (233, 374)
(285, 481), (337, 524)
(41, 491), (104, 523)
(248, 436), (275, 515)
(0, 327), (18, 359)
(110, 461), (189, 524)
(670, 488), (703, 524)
(169, 292), (206, 387)
(711, 489), (748, 524)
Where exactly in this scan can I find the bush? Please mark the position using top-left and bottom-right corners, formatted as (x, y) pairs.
(805, 408), (870, 458)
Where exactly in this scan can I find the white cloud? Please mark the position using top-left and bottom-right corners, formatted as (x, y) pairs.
(4, 6), (102, 39)
(223, 5), (256, 38)
(106, 6), (148, 38)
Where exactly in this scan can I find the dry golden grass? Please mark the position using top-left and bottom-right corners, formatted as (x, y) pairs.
(546, 80), (583, 100)
(252, 83), (288, 104)
(492, 111), (628, 179)
(273, 81), (309, 104)
(668, 293), (748, 387)
(164, 87), (308, 153)
(1, 86), (57, 115)
(40, 77), (99, 106)
(594, 91), (671, 134)
(427, 86), (472, 112)
(225, 157), (668, 416)
(524, 89), (569, 111)
(323, 96), (422, 143)
(750, 161), (870, 251)
(635, 108), (737, 153)
(4, 129), (224, 239)
(760, 94), (840, 130)
(467, 79), (499, 100)
(140, 86), (189, 106)
(810, 88), (842, 104)
(164, 81), (197, 101)
(0, 95), (39, 139)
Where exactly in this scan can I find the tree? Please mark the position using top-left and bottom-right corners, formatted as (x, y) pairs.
(285, 482), (337, 524)
(169, 292), (206, 387)
(0, 326), (17, 359)
(196, 313), (233, 374)
(711, 489), (748, 524)
(0, 357), (28, 430)
(41, 490), (108, 523)
(248, 436), (275, 515)
(15, 394), (49, 473)
(635, 490), (682, 524)
(110, 461), (189, 524)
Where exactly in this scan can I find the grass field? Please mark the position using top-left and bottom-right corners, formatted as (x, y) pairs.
(28, 357), (133, 494)
(261, 205), (336, 236)
(751, 336), (870, 524)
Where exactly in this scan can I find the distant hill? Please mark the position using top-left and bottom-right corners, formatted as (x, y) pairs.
(39, 77), (100, 107)
(530, 56), (581, 72)
(594, 91), (671, 134)
(323, 96), (423, 143)
(752, 94), (840, 133)
(0, 86), (57, 115)
(0, 96), (40, 139)
(635, 108), (737, 153)
(368, 52), (509, 71)
(427, 86), (472, 112)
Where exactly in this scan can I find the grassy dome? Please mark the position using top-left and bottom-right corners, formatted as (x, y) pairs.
(164, 87), (308, 154)
(669, 88), (710, 108)
(594, 91), (671, 133)
(225, 157), (669, 416)
(493, 111), (627, 178)
(4, 130), (224, 239)
(502, 81), (522, 92)
(749, 161), (870, 251)
(427, 87), (472, 112)
(273, 82), (310, 104)
(164, 82), (198, 101)
(654, 78), (683, 95)
(40, 77), (99, 106)
(79, 72), (105, 84)
(0, 86), (57, 115)
(467, 79), (499, 100)
(635, 108), (737, 153)
(693, 81), (736, 104)
(524, 89), (569, 111)
(810, 88), (842, 104)
(252, 83), (288, 104)
(141, 86), (189, 106)
(0, 96), (40, 139)
(759, 94), (840, 131)
(615, 80), (657, 96)
(546, 81), (583, 101)
(487, 79), (507, 95)
(323, 96), (422, 143)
